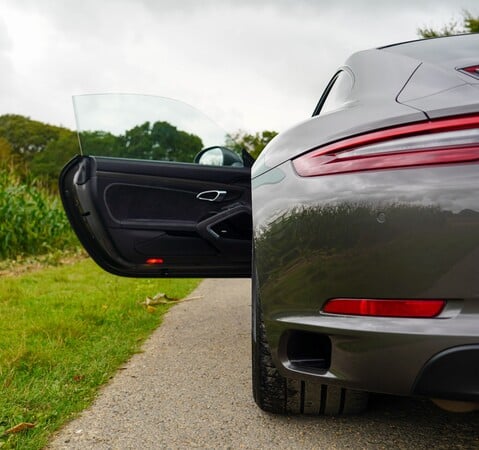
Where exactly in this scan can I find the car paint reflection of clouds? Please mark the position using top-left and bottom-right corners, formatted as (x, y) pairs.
(254, 162), (479, 231)
(302, 166), (479, 214)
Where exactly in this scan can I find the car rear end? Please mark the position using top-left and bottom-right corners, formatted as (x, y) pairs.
(252, 34), (479, 404)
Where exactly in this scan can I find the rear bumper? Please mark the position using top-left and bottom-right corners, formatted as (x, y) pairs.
(413, 345), (479, 401)
(267, 312), (479, 399)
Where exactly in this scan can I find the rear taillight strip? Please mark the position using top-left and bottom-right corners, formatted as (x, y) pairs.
(322, 298), (445, 318)
(295, 145), (479, 177)
(293, 115), (479, 177)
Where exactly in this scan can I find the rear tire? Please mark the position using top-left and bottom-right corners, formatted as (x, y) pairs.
(252, 273), (368, 415)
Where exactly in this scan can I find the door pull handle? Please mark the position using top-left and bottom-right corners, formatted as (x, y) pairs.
(196, 190), (227, 202)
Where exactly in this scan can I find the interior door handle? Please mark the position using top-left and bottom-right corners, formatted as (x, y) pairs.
(196, 190), (227, 202)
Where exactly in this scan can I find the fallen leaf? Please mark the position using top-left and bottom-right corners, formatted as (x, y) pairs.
(73, 375), (85, 382)
(4, 422), (35, 435)
(147, 305), (156, 313)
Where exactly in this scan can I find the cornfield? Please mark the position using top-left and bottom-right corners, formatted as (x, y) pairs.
(0, 168), (77, 259)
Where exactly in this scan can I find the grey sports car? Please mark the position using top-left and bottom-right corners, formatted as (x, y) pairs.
(60, 33), (479, 415)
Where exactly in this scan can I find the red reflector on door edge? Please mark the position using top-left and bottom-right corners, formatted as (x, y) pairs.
(322, 298), (445, 318)
(146, 258), (164, 265)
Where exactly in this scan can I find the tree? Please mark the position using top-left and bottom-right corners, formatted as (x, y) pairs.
(228, 130), (278, 159)
(117, 121), (203, 162)
(418, 10), (479, 38)
(0, 114), (66, 157)
(0, 137), (13, 166)
(0, 110), (279, 184)
(79, 130), (121, 157)
(29, 130), (79, 189)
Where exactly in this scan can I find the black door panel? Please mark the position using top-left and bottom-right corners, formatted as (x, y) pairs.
(60, 155), (252, 277)
(104, 183), (243, 223)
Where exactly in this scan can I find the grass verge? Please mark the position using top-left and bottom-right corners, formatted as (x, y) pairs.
(0, 258), (200, 449)
(0, 247), (86, 277)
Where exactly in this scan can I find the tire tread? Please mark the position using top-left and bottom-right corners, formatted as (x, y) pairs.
(252, 284), (368, 416)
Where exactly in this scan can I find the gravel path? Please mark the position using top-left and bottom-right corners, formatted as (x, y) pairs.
(48, 279), (478, 449)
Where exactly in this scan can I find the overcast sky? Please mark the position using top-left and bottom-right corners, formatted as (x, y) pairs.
(1, 0), (477, 134)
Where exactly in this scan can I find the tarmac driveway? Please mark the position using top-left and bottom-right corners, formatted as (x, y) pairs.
(48, 279), (478, 449)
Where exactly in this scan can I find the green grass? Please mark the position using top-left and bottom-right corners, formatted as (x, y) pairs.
(0, 259), (200, 449)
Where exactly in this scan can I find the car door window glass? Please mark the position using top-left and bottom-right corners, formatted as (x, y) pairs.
(73, 94), (242, 167)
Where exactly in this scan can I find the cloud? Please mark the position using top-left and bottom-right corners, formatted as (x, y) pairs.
(0, 17), (16, 111)
(0, 0), (477, 132)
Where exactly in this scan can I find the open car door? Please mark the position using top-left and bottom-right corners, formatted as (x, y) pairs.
(59, 94), (252, 277)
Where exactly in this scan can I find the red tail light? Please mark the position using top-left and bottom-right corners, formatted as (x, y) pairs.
(293, 115), (479, 177)
(459, 65), (479, 79)
(322, 298), (445, 318)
